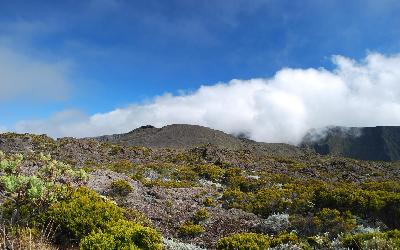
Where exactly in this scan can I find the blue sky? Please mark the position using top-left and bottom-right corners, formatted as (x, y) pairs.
(1, 0), (400, 141)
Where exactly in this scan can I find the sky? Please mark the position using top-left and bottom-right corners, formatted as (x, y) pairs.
(1, 0), (400, 144)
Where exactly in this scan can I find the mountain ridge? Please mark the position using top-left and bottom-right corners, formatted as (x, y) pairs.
(94, 124), (305, 157)
(302, 125), (400, 161)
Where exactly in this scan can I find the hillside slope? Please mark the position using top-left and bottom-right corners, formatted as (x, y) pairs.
(302, 126), (400, 161)
(95, 124), (305, 157)
(1, 131), (400, 249)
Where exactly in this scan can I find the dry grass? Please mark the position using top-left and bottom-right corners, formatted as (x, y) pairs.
(0, 222), (59, 250)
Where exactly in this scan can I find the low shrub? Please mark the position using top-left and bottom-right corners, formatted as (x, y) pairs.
(314, 208), (356, 236)
(80, 231), (116, 250)
(0, 151), (86, 224)
(80, 220), (163, 250)
(194, 164), (225, 182)
(291, 209), (356, 237)
(178, 221), (204, 237)
(193, 208), (209, 223)
(203, 197), (216, 207)
(217, 233), (270, 250)
(124, 208), (153, 227)
(221, 188), (252, 210)
(270, 232), (300, 247)
(108, 159), (134, 173)
(47, 187), (125, 240)
(341, 230), (400, 250)
(313, 185), (400, 228)
(110, 179), (133, 196)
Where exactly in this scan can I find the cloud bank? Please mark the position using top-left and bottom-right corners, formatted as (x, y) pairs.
(15, 53), (400, 144)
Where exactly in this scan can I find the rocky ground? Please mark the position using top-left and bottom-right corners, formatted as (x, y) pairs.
(1, 131), (400, 249)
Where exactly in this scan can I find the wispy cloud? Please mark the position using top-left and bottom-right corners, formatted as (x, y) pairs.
(14, 53), (400, 144)
(0, 46), (71, 102)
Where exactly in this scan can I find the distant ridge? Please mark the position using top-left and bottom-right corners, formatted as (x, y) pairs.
(94, 124), (304, 156)
(302, 126), (400, 161)
(95, 124), (244, 149)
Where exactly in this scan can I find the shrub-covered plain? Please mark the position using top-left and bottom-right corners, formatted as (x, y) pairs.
(1, 132), (400, 249)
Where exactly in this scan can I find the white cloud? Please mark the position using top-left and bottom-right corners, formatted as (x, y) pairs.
(15, 53), (400, 144)
(0, 46), (71, 101)
(0, 125), (7, 133)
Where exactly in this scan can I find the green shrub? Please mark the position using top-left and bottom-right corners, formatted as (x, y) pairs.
(109, 159), (134, 173)
(194, 164), (225, 182)
(203, 197), (216, 207)
(223, 167), (243, 186)
(341, 230), (400, 250)
(314, 185), (400, 228)
(193, 208), (209, 223)
(47, 187), (125, 239)
(221, 188), (252, 210)
(174, 166), (199, 182)
(217, 233), (270, 250)
(270, 232), (300, 247)
(80, 231), (116, 250)
(252, 185), (314, 217)
(314, 208), (356, 236)
(0, 152), (86, 224)
(80, 220), (163, 250)
(110, 179), (133, 196)
(221, 184), (315, 218)
(291, 209), (356, 237)
(124, 208), (153, 227)
(178, 221), (205, 237)
(108, 144), (124, 156)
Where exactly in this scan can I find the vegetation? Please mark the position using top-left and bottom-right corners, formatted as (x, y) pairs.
(178, 221), (205, 237)
(110, 179), (133, 196)
(202, 197), (216, 207)
(47, 187), (125, 239)
(80, 220), (163, 250)
(0, 150), (162, 249)
(1, 131), (400, 249)
(217, 233), (271, 250)
(341, 230), (400, 249)
(193, 208), (209, 223)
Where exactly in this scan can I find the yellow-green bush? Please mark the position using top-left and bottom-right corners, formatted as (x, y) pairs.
(270, 232), (300, 247)
(194, 164), (224, 182)
(108, 144), (124, 156)
(217, 233), (270, 250)
(221, 188), (252, 210)
(193, 208), (209, 223)
(80, 220), (163, 250)
(178, 221), (204, 237)
(47, 187), (125, 239)
(290, 209), (356, 237)
(314, 208), (356, 236)
(80, 231), (116, 250)
(253, 185), (315, 217)
(203, 197), (216, 207)
(221, 184), (316, 217)
(314, 185), (400, 228)
(108, 159), (134, 173)
(124, 208), (153, 227)
(222, 167), (243, 187)
(342, 230), (400, 250)
(174, 166), (199, 182)
(110, 179), (133, 196)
